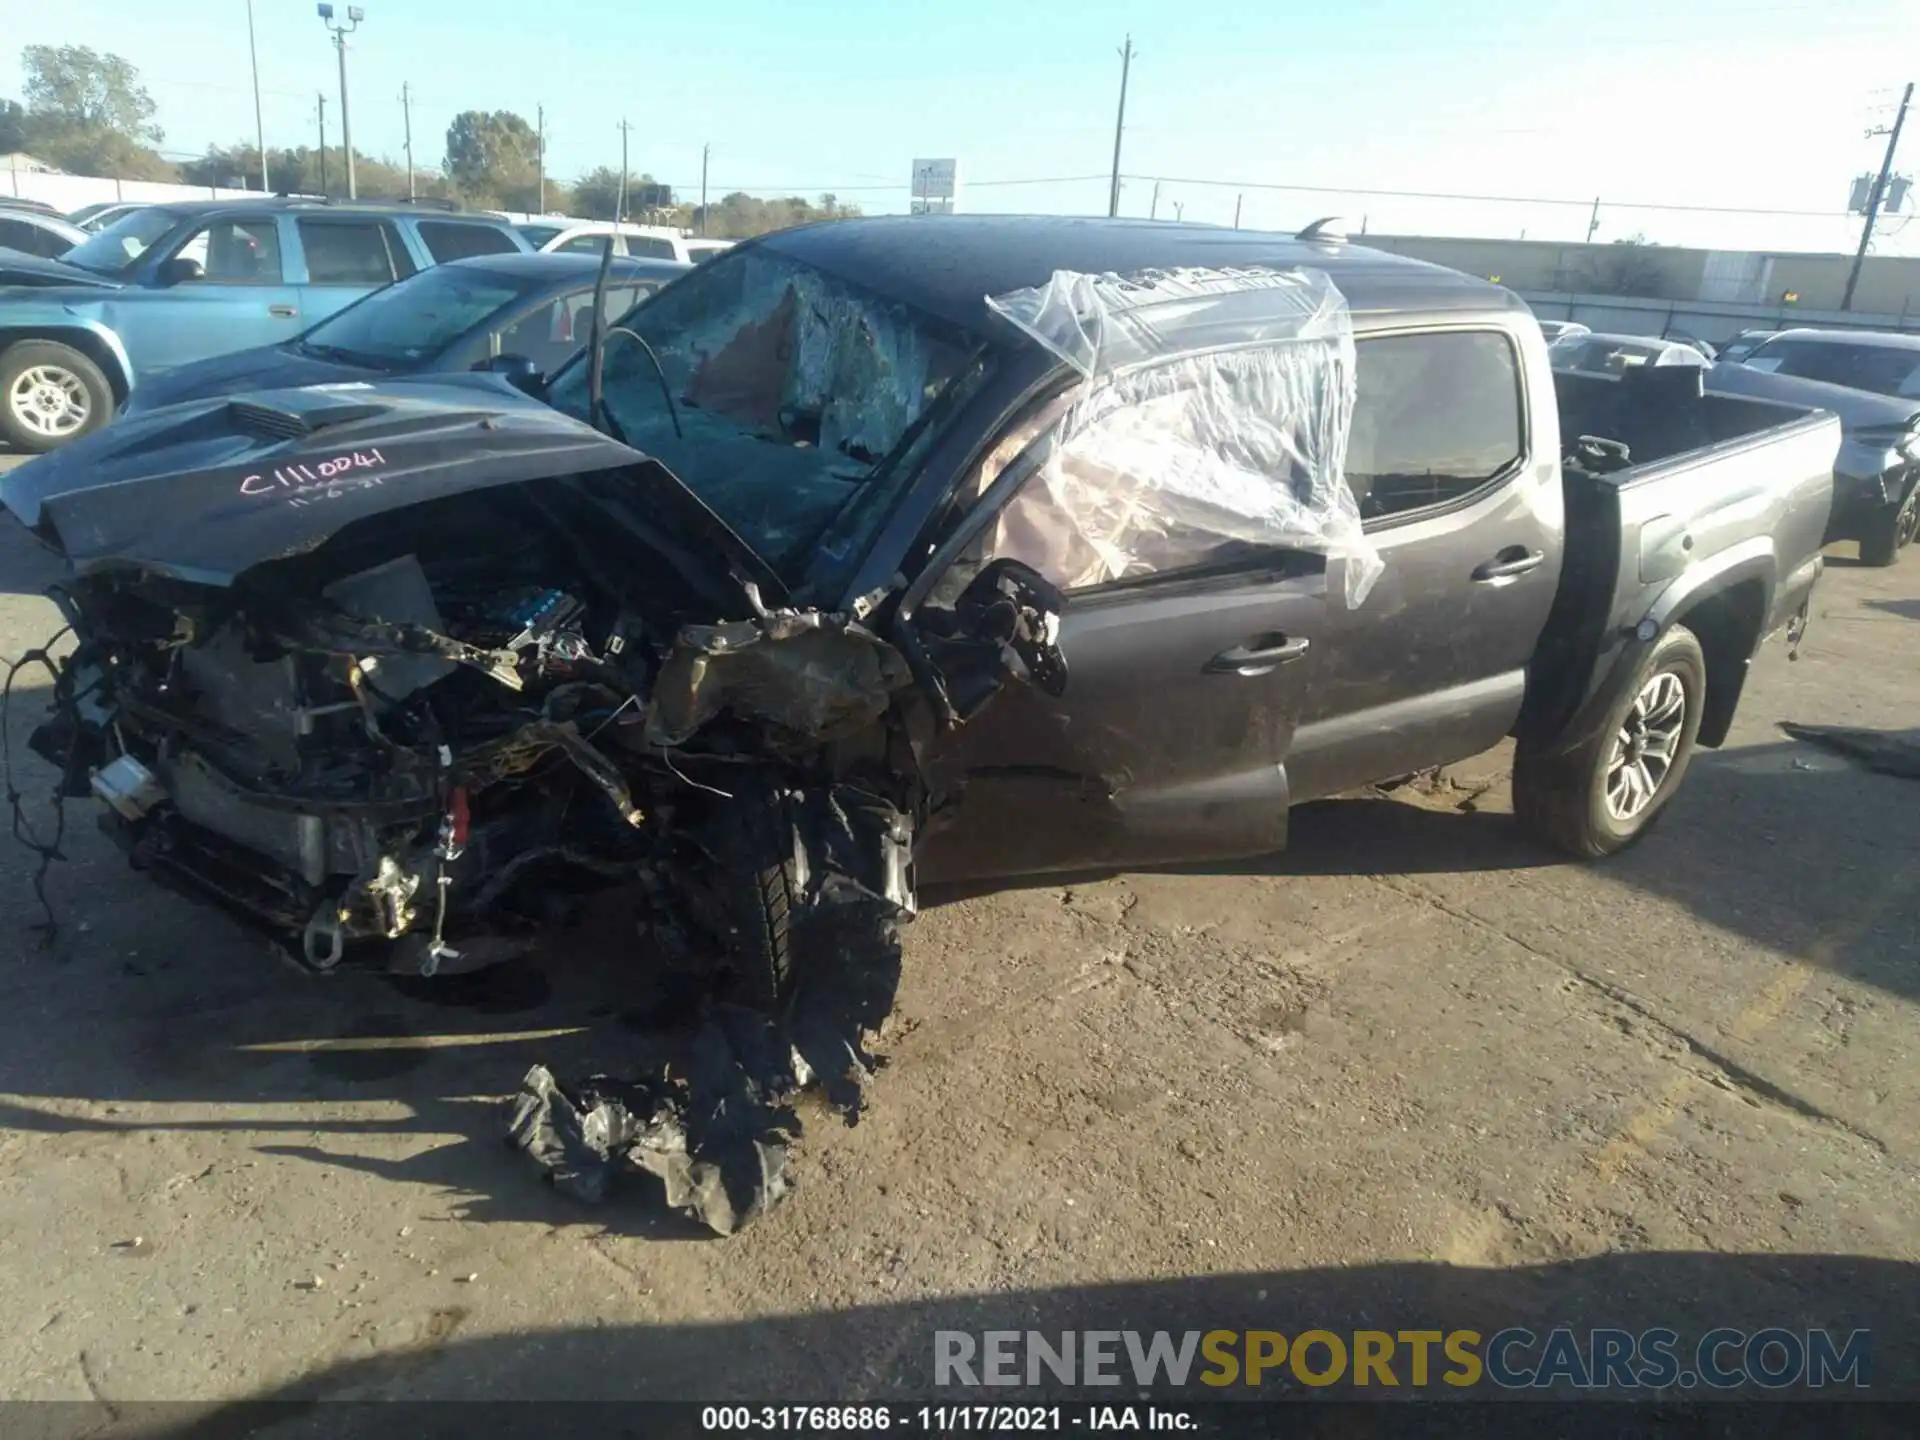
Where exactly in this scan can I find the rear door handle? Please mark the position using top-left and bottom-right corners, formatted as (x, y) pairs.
(1472, 547), (1545, 582)
(269, 304), (297, 319)
(1207, 636), (1311, 676)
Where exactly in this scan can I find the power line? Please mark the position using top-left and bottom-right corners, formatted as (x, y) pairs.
(1121, 173), (1859, 220)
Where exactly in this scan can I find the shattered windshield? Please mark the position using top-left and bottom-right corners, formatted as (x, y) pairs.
(547, 247), (988, 594)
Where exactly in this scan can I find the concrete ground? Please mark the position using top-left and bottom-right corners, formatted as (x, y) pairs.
(0, 445), (1914, 1424)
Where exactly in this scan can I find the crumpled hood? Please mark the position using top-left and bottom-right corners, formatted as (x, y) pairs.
(0, 372), (785, 598)
(121, 343), (382, 416)
(0, 249), (124, 289)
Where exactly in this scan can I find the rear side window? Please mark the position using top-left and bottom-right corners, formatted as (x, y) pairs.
(417, 221), (519, 263)
(298, 220), (413, 285)
(1346, 332), (1524, 521)
(0, 217), (71, 258)
(556, 233), (612, 255)
(625, 234), (680, 260)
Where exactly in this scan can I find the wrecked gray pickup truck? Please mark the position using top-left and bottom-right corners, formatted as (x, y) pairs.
(2, 216), (1839, 1005)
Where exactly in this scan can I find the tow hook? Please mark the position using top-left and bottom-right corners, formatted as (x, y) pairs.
(303, 906), (347, 971)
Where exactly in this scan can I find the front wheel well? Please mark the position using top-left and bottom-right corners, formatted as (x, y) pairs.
(1672, 578), (1767, 749)
(0, 329), (130, 402)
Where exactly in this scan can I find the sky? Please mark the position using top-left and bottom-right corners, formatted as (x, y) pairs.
(7, 0), (1920, 255)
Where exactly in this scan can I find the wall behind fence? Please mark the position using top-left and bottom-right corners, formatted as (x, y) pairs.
(4, 168), (260, 209)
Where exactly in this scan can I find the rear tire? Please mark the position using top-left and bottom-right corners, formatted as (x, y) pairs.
(1514, 623), (1706, 858)
(0, 340), (113, 454)
(1857, 479), (1919, 567)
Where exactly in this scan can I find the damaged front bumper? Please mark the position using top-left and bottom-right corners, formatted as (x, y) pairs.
(21, 533), (1063, 995)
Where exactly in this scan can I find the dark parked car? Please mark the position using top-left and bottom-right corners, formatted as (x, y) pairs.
(1, 217), (1837, 1009)
(121, 252), (690, 417)
(1706, 359), (1920, 564)
(0, 207), (86, 259)
(1735, 327), (1920, 399)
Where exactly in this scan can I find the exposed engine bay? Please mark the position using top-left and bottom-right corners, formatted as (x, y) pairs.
(22, 475), (1067, 1000)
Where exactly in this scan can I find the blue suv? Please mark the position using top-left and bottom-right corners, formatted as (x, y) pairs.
(0, 198), (532, 452)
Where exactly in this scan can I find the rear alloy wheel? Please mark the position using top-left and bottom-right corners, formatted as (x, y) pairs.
(0, 340), (113, 454)
(1514, 623), (1706, 858)
(1859, 479), (1920, 567)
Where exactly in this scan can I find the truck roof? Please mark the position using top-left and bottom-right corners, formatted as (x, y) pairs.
(756, 214), (1527, 331)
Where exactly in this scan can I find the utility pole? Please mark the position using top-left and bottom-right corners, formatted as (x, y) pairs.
(316, 92), (328, 196)
(700, 143), (710, 235)
(1233, 193), (1242, 229)
(1172, 200), (1183, 222)
(536, 104), (546, 214)
(1107, 35), (1133, 218)
(400, 81), (415, 199)
(1149, 179), (1161, 220)
(1844, 81), (1914, 312)
(246, 0), (270, 192)
(316, 5), (365, 200)
(1586, 196), (1601, 242)
(616, 119), (632, 221)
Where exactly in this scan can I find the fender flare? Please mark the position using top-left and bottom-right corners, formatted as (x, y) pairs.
(0, 319), (135, 399)
(1544, 542), (1779, 758)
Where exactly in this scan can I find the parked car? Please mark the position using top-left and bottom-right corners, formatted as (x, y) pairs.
(1535, 319), (1590, 343)
(121, 252), (689, 417)
(0, 198), (534, 453)
(1706, 360), (1920, 565)
(0, 207), (85, 259)
(1, 217), (1836, 1006)
(516, 219), (733, 266)
(1714, 329), (1778, 365)
(1549, 332), (1711, 372)
(1734, 327), (1920, 400)
(66, 201), (151, 233)
(0, 196), (63, 218)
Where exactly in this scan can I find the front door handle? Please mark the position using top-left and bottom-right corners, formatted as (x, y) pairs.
(1207, 635), (1311, 677)
(269, 304), (297, 319)
(1472, 547), (1545, 582)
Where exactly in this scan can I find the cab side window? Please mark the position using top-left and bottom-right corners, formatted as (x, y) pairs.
(170, 217), (285, 283)
(1345, 332), (1524, 521)
(975, 344), (1344, 593)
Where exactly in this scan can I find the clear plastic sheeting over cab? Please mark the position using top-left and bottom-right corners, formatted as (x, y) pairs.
(982, 265), (1382, 608)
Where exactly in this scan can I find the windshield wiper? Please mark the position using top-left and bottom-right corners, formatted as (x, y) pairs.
(297, 340), (390, 368)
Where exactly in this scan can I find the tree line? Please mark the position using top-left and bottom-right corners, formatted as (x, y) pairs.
(2, 45), (859, 238)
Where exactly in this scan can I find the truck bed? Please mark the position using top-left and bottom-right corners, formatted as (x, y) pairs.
(1523, 364), (1840, 753)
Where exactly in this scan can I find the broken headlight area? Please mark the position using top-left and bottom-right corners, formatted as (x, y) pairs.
(17, 512), (940, 1003)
